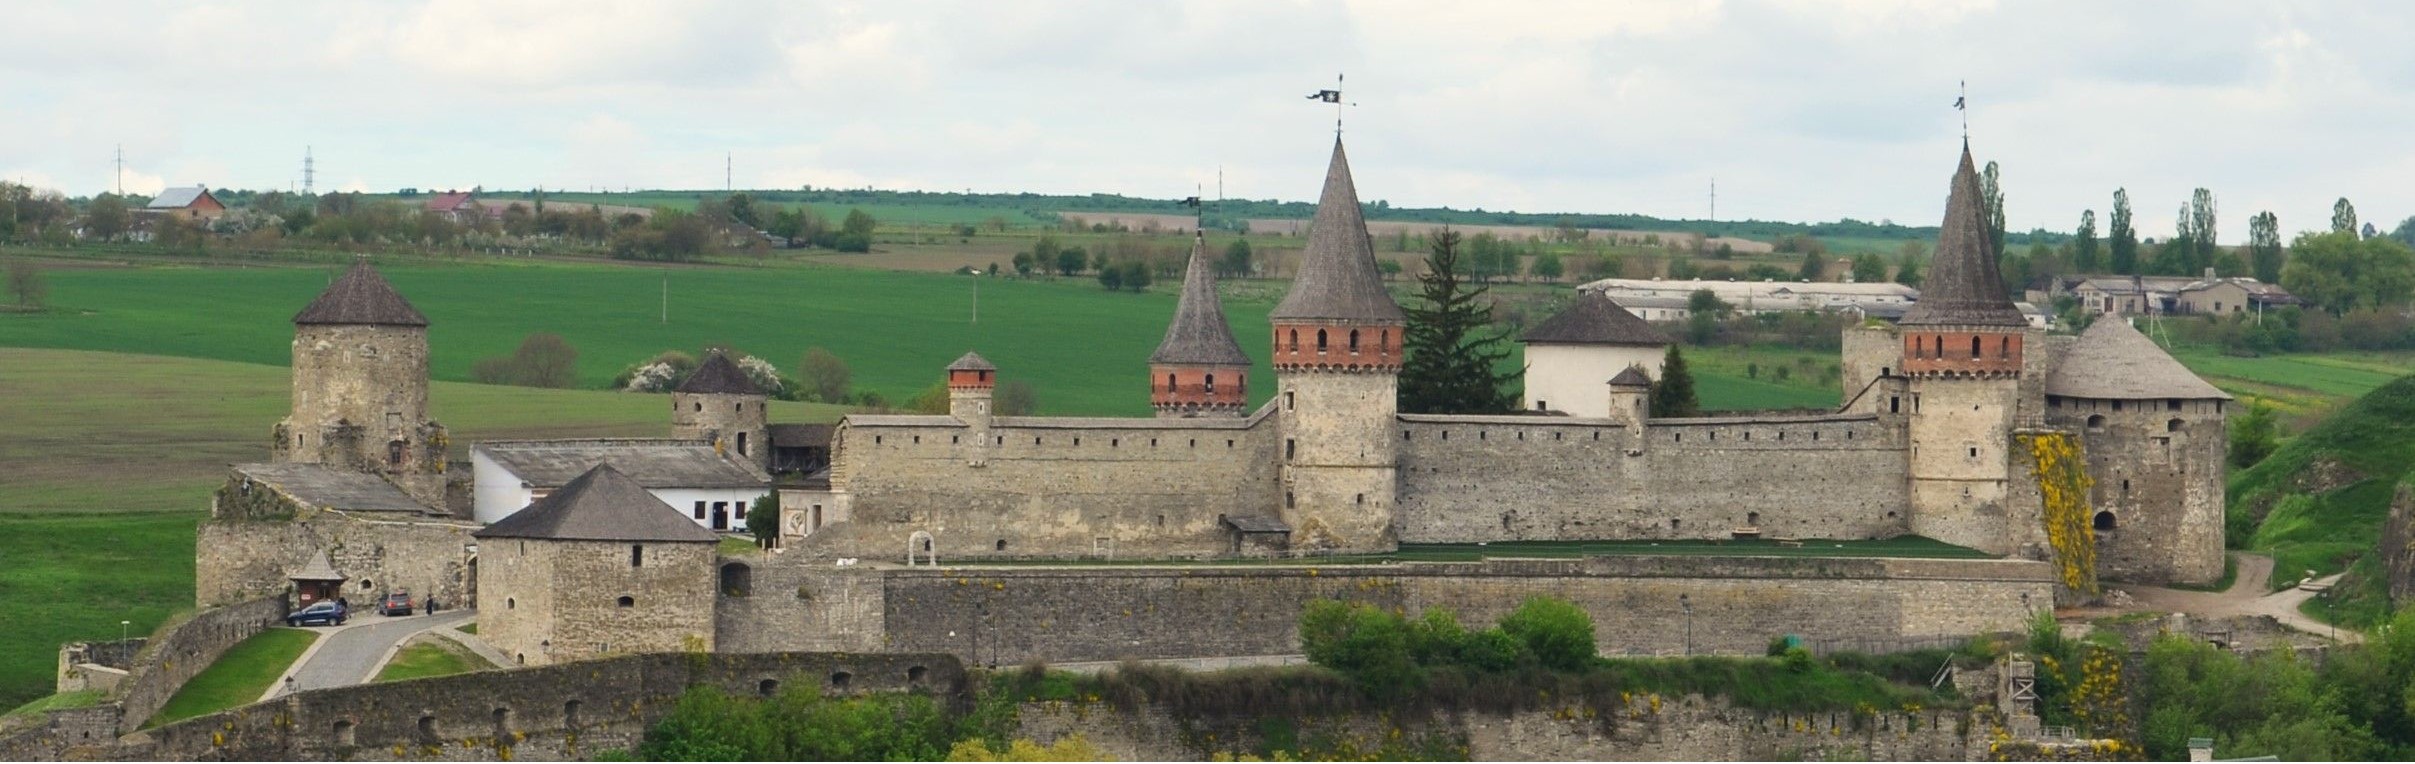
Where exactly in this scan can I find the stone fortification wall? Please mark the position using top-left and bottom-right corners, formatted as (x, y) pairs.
(55, 639), (144, 694)
(868, 556), (2051, 664)
(1017, 694), (2023, 761)
(1276, 372), (1399, 554)
(2048, 397), (2227, 584)
(715, 562), (888, 654)
(0, 597), (283, 759)
(78, 652), (962, 762)
(1908, 379), (2022, 555)
(197, 506), (476, 609)
(479, 538), (717, 667)
(814, 412), (1282, 563)
(1396, 413), (1910, 543)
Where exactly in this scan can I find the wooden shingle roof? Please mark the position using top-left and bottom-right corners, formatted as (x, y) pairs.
(2046, 319), (2229, 400)
(1900, 144), (2026, 328)
(1269, 138), (1404, 324)
(1151, 233), (1252, 366)
(293, 262), (429, 327)
(677, 352), (762, 395)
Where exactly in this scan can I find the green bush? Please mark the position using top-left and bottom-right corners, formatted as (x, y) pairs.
(1498, 596), (1596, 671)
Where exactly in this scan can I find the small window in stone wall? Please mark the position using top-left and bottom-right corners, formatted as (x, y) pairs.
(333, 720), (355, 747)
(630, 545), (644, 567)
(417, 716), (441, 744)
(617, 596), (635, 608)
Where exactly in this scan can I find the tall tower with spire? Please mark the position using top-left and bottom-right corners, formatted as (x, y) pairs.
(1900, 142), (2033, 555)
(1270, 138), (1405, 554)
(272, 261), (449, 506)
(1150, 233), (1252, 417)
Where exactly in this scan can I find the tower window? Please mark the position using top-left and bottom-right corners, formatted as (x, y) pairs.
(1286, 439), (1296, 460)
(1970, 336), (1982, 359)
(2094, 511), (2117, 530)
(1999, 336), (2010, 359)
(630, 545), (643, 567)
(1285, 491), (1295, 509)
(1288, 330), (1299, 350)
(1348, 329), (1360, 352)
(1205, 374), (1216, 393)
(1914, 336), (1925, 358)
(737, 432), (748, 456)
(387, 441), (405, 467)
(1317, 329), (1328, 351)
(1167, 373), (1178, 393)
(617, 596), (635, 608)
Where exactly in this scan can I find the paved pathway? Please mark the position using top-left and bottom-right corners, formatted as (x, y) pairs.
(2104, 553), (2359, 643)
(269, 610), (474, 698)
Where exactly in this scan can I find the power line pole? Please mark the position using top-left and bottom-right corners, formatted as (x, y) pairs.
(115, 145), (123, 195)
(303, 146), (315, 196)
(725, 152), (732, 193)
(1709, 178), (1716, 223)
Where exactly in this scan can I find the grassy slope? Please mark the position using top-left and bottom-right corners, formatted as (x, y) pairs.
(0, 256), (1812, 417)
(2228, 374), (2415, 596)
(0, 512), (197, 710)
(147, 627), (317, 727)
(372, 636), (493, 683)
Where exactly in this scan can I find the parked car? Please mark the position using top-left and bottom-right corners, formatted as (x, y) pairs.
(378, 591), (415, 616)
(285, 601), (347, 627)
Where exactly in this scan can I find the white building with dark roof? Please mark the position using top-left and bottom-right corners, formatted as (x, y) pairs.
(470, 439), (772, 531)
(1518, 291), (1670, 417)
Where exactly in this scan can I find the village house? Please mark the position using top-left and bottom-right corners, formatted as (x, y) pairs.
(143, 186), (227, 221)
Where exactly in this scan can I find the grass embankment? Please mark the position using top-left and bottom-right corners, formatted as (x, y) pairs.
(1, 689), (105, 720)
(2227, 373), (2415, 621)
(147, 628), (317, 727)
(372, 636), (494, 683)
(0, 513), (197, 711)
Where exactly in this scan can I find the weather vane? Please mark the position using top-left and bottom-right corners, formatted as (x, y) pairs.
(1306, 73), (1354, 134)
(1953, 80), (1968, 139)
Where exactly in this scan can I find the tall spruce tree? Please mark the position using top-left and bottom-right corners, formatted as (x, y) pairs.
(1399, 230), (1519, 414)
(1648, 345), (1699, 418)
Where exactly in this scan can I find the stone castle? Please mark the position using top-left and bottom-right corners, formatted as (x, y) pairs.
(196, 137), (2227, 669)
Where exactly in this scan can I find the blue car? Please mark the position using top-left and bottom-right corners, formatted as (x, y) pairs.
(285, 601), (348, 627)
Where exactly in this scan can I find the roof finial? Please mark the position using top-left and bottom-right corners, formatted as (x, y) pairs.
(1953, 80), (1968, 141)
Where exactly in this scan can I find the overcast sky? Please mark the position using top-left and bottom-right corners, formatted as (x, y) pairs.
(5, 1), (2407, 242)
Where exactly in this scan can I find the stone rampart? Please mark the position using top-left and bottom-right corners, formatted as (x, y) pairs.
(1397, 413), (1911, 543)
(0, 596), (283, 760)
(197, 509), (476, 609)
(869, 556), (2052, 664)
(1016, 693), (2036, 761)
(816, 413), (1282, 563)
(45, 652), (962, 762)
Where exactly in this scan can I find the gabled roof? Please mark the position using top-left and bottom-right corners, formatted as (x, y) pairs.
(768, 423), (832, 448)
(947, 351), (996, 371)
(1900, 144), (2027, 328)
(1608, 365), (1653, 387)
(289, 550), (345, 582)
(2046, 319), (2230, 400)
(474, 464), (720, 543)
(147, 187), (213, 209)
(1269, 138), (1404, 324)
(677, 352), (762, 395)
(1521, 291), (1671, 346)
(424, 192), (476, 212)
(474, 439), (770, 488)
(293, 262), (430, 327)
(1151, 233), (1252, 366)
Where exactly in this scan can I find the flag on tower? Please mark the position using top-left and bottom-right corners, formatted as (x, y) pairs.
(1306, 89), (1341, 103)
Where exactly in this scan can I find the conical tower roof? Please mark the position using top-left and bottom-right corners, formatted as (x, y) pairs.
(677, 351), (762, 395)
(1270, 138), (1404, 324)
(293, 261), (428, 326)
(947, 351), (996, 372)
(1900, 144), (2026, 328)
(1151, 233), (1252, 366)
(473, 463), (720, 543)
(2046, 319), (2229, 400)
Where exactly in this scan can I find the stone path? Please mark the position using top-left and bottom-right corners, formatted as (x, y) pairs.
(2106, 553), (2359, 643)
(266, 610), (475, 699)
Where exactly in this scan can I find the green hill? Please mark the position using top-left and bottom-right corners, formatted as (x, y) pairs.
(2229, 373), (2415, 610)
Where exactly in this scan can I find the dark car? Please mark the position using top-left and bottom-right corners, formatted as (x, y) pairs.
(285, 601), (347, 627)
(378, 591), (414, 616)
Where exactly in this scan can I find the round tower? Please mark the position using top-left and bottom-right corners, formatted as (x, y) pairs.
(1901, 142), (2034, 556)
(273, 260), (448, 506)
(1151, 233), (1253, 417)
(2043, 319), (2229, 585)
(671, 351), (769, 471)
(1271, 138), (1405, 554)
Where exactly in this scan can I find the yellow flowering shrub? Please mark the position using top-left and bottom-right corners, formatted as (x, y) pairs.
(2022, 432), (2098, 595)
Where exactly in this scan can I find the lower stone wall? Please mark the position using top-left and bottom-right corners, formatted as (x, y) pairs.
(53, 652), (963, 762)
(197, 514), (477, 610)
(112, 596), (288, 730)
(1016, 694), (2027, 761)
(866, 556), (2053, 664)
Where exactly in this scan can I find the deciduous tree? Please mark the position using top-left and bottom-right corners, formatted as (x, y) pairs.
(797, 347), (851, 404)
(2332, 197), (2358, 235)
(5, 258), (45, 307)
(2073, 210), (2100, 272)
(2110, 189), (2138, 275)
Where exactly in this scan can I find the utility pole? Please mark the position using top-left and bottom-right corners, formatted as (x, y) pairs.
(303, 146), (315, 196)
(725, 152), (732, 193)
(114, 145), (124, 195)
(661, 270), (668, 325)
(1708, 178), (1716, 223)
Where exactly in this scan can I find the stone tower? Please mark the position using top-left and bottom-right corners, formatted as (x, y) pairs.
(1900, 143), (2034, 555)
(946, 351), (998, 467)
(272, 261), (448, 506)
(671, 351), (769, 471)
(2043, 319), (2229, 585)
(1270, 138), (1405, 554)
(1150, 232), (1253, 417)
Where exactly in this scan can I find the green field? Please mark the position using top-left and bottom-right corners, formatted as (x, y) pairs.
(147, 627), (317, 727)
(2168, 346), (2415, 417)
(2228, 374), (2415, 614)
(0, 512), (198, 710)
